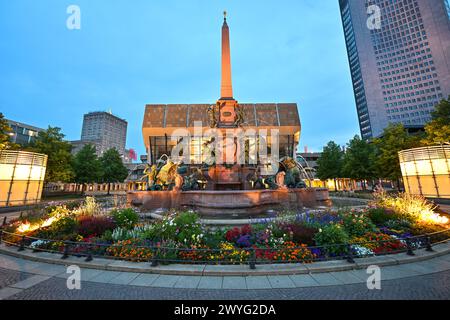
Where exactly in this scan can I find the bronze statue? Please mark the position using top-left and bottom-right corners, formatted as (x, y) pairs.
(207, 104), (217, 128)
(234, 104), (245, 127)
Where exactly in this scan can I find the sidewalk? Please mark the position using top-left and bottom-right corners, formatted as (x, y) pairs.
(0, 251), (449, 297)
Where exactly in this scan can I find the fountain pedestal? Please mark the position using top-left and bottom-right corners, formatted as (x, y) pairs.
(203, 165), (256, 191)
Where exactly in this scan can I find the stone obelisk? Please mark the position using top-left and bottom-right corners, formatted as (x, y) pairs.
(221, 11), (233, 99)
(217, 11), (240, 127)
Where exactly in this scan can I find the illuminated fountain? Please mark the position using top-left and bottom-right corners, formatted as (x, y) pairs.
(127, 13), (330, 217)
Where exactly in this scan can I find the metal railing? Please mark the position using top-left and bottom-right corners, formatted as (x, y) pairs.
(0, 227), (448, 269)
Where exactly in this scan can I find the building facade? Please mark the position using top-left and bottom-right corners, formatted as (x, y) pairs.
(339, 0), (450, 139)
(73, 111), (128, 157)
(6, 119), (45, 146)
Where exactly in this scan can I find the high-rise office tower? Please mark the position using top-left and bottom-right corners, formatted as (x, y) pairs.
(72, 111), (127, 157)
(339, 0), (450, 139)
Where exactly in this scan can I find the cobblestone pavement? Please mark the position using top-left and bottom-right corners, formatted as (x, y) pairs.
(0, 268), (33, 290)
(0, 266), (448, 300)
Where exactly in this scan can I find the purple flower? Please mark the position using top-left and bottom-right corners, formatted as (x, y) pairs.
(236, 235), (252, 248)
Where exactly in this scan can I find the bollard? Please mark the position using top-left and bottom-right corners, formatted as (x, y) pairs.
(425, 236), (434, 252)
(249, 248), (256, 270)
(0, 229), (3, 244)
(61, 243), (70, 259)
(84, 246), (93, 262)
(18, 235), (25, 251)
(406, 238), (415, 256)
(85, 253), (93, 262)
(2, 216), (6, 227)
(346, 244), (356, 264)
(151, 248), (158, 267)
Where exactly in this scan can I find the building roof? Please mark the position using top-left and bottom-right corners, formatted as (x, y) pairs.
(6, 119), (45, 132)
(142, 103), (301, 147)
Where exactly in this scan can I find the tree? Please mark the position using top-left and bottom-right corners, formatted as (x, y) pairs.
(28, 127), (74, 182)
(342, 135), (376, 190)
(99, 148), (129, 195)
(72, 144), (103, 194)
(0, 113), (18, 150)
(422, 96), (450, 145)
(373, 123), (421, 189)
(316, 141), (344, 191)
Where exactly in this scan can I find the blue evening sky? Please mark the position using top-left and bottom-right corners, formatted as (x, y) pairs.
(0, 0), (360, 158)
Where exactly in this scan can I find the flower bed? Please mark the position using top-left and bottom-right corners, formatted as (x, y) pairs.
(1, 194), (449, 265)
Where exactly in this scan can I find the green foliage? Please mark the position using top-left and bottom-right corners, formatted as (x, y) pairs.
(373, 190), (439, 224)
(75, 197), (101, 216)
(111, 208), (139, 229)
(373, 123), (422, 182)
(0, 113), (18, 150)
(99, 148), (129, 194)
(27, 127), (74, 182)
(340, 211), (376, 237)
(72, 144), (103, 184)
(314, 224), (349, 256)
(342, 135), (377, 187)
(383, 219), (412, 231)
(422, 96), (450, 145)
(141, 212), (205, 246)
(367, 208), (399, 225)
(48, 216), (78, 236)
(203, 228), (227, 248)
(316, 141), (343, 181)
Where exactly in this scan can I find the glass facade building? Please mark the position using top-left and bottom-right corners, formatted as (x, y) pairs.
(6, 119), (44, 146)
(339, 0), (450, 139)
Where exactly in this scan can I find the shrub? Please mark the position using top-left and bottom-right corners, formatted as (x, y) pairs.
(383, 219), (412, 231)
(314, 224), (349, 256)
(111, 208), (139, 229)
(372, 191), (448, 224)
(340, 211), (376, 237)
(172, 212), (204, 245)
(367, 208), (399, 225)
(279, 223), (318, 246)
(76, 215), (116, 237)
(137, 212), (205, 246)
(48, 216), (78, 236)
(203, 228), (226, 248)
(75, 197), (101, 216)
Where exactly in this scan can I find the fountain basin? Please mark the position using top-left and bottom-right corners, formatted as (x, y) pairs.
(127, 188), (331, 218)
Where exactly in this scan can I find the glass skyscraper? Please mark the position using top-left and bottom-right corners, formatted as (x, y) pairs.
(339, 0), (450, 139)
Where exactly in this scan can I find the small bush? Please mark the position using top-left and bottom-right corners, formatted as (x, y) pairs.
(279, 223), (318, 246)
(367, 208), (399, 225)
(76, 197), (101, 216)
(340, 211), (376, 237)
(76, 215), (116, 237)
(111, 208), (139, 229)
(49, 216), (78, 235)
(314, 224), (349, 256)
